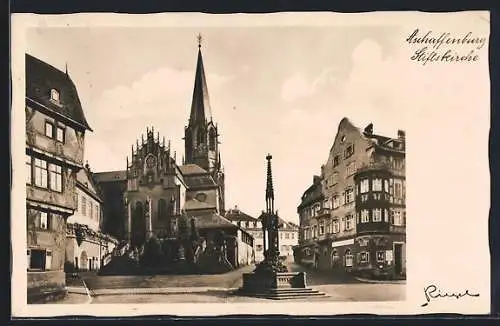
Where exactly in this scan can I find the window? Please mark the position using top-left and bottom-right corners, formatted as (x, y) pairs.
(394, 180), (403, 198)
(158, 199), (167, 220)
(333, 196), (340, 209)
(45, 122), (53, 138)
(26, 154), (32, 184)
(359, 252), (369, 263)
(82, 197), (87, 215)
(208, 129), (216, 151)
(333, 155), (340, 167)
(393, 210), (403, 226)
(40, 212), (49, 230)
(345, 188), (354, 204)
(346, 162), (356, 176)
(50, 89), (60, 102)
(373, 208), (382, 222)
(360, 179), (369, 193)
(384, 180), (389, 192)
(49, 163), (62, 192)
(376, 251), (385, 262)
(344, 145), (354, 159)
(332, 219), (340, 233)
(384, 209), (389, 222)
(246, 221), (250, 228)
(28, 249), (48, 270)
(34, 158), (48, 188)
(280, 232), (284, 239)
(319, 224), (324, 235)
(323, 199), (330, 209)
(345, 215), (354, 230)
(344, 249), (353, 267)
(361, 209), (369, 223)
(373, 178), (383, 191)
(45, 250), (52, 270)
(56, 126), (65, 142)
(285, 232), (290, 239)
(291, 233), (295, 239)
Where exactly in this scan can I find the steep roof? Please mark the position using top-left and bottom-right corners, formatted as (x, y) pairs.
(179, 163), (217, 190)
(93, 170), (128, 183)
(186, 211), (236, 230)
(297, 176), (324, 211)
(225, 207), (258, 222)
(188, 46), (212, 125)
(25, 53), (92, 131)
(179, 163), (208, 175)
(184, 198), (216, 211)
(76, 166), (104, 203)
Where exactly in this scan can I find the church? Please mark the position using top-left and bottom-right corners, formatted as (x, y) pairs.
(94, 36), (254, 272)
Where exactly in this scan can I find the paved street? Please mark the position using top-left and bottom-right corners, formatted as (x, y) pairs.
(54, 262), (405, 304)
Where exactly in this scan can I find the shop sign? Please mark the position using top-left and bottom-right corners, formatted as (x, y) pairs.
(332, 238), (354, 248)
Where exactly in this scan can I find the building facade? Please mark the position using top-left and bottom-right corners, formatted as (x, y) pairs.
(25, 53), (92, 302)
(65, 164), (118, 273)
(296, 118), (406, 280)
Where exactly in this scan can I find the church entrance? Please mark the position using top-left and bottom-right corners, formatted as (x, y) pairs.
(131, 201), (146, 248)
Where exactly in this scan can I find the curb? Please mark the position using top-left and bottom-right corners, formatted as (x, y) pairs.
(67, 286), (238, 296)
(354, 277), (406, 284)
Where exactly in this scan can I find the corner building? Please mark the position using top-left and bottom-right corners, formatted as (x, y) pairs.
(296, 118), (406, 280)
(25, 54), (92, 302)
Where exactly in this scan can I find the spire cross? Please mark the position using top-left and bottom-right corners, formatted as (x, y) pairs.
(197, 33), (202, 49)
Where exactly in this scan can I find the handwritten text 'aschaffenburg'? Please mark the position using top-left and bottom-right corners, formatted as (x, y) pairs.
(406, 29), (487, 66)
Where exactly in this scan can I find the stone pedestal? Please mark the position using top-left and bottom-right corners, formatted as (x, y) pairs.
(237, 270), (327, 300)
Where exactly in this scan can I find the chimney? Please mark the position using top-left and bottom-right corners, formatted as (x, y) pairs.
(397, 130), (405, 140)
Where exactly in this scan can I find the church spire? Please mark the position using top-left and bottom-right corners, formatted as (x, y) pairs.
(265, 154), (275, 214)
(189, 33), (212, 125)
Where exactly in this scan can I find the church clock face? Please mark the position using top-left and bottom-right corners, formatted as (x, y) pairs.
(146, 155), (156, 169)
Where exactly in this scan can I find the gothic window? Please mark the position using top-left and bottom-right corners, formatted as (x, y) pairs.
(158, 199), (167, 220)
(208, 128), (216, 151)
(196, 129), (205, 146)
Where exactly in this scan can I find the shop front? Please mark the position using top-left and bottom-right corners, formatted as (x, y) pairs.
(353, 234), (406, 280)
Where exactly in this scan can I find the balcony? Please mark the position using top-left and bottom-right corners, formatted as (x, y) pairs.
(317, 208), (331, 218)
(355, 162), (405, 177)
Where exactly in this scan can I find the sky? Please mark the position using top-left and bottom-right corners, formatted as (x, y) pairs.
(27, 26), (407, 224)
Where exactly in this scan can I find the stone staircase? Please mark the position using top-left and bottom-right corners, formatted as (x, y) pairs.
(237, 287), (328, 300)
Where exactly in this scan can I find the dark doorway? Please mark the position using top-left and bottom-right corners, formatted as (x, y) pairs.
(394, 243), (403, 275)
(131, 201), (146, 247)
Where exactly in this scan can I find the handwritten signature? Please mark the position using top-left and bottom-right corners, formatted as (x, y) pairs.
(421, 284), (480, 307)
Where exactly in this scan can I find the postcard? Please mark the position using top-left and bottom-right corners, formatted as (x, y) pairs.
(11, 11), (491, 317)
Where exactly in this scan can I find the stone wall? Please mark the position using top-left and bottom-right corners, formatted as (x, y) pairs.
(27, 271), (65, 303)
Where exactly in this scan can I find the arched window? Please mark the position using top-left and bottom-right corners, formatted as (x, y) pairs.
(158, 199), (167, 220)
(208, 128), (216, 151)
(50, 89), (60, 102)
(196, 128), (205, 146)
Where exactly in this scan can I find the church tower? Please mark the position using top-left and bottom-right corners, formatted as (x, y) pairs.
(184, 34), (225, 213)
